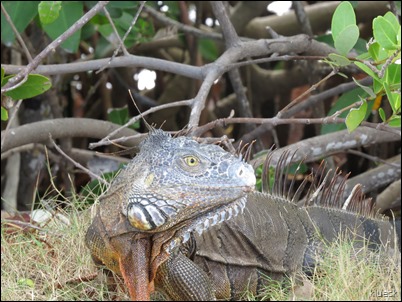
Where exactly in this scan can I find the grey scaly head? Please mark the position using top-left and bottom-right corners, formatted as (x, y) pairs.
(118, 129), (256, 248)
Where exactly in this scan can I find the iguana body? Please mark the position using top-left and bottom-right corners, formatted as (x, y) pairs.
(85, 129), (399, 300)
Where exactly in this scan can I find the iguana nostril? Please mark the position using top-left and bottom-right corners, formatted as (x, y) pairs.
(235, 164), (256, 187)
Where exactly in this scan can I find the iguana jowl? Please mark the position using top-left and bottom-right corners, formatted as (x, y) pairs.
(85, 129), (400, 300)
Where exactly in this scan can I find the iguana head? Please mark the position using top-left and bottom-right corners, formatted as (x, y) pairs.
(119, 129), (256, 235)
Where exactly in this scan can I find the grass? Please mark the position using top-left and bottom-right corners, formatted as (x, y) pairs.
(244, 237), (401, 301)
(1, 200), (128, 301)
(1, 188), (401, 301)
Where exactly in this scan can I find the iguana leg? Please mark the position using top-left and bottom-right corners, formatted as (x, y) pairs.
(155, 252), (215, 301)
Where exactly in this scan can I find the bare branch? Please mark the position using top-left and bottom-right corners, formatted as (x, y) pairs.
(292, 1), (313, 36)
(193, 116), (401, 138)
(143, 4), (225, 41)
(1, 118), (141, 153)
(344, 155), (401, 199)
(250, 127), (400, 168)
(49, 135), (108, 185)
(97, 2), (147, 72)
(1, 1), (110, 93)
(2, 55), (204, 79)
(1, 99), (22, 151)
(89, 99), (194, 149)
(278, 69), (338, 116)
(210, 1), (240, 47)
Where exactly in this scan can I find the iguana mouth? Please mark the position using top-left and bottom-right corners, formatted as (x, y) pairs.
(124, 184), (254, 233)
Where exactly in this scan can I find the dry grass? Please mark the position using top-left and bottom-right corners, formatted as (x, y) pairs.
(1, 206), (120, 300)
(1, 191), (401, 301)
(244, 237), (401, 301)
(1, 180), (130, 301)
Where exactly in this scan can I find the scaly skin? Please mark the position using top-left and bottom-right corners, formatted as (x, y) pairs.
(85, 129), (399, 300)
(85, 129), (256, 300)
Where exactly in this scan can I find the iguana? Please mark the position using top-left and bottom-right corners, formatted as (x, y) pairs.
(85, 129), (400, 301)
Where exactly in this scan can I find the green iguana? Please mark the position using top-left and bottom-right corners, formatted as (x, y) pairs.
(85, 129), (400, 300)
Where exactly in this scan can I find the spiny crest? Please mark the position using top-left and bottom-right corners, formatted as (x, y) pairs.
(261, 149), (381, 219)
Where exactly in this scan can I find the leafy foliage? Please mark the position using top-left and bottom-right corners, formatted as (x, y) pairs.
(38, 1), (62, 25)
(107, 106), (140, 130)
(1, 68), (52, 121)
(326, 1), (401, 132)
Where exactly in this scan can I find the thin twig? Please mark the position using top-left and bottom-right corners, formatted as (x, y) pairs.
(49, 135), (108, 185)
(1, 1), (110, 93)
(330, 100), (363, 118)
(281, 77), (373, 119)
(143, 4), (226, 41)
(1, 3), (33, 62)
(228, 55), (326, 70)
(1, 74), (28, 94)
(278, 69), (338, 116)
(378, 49), (400, 78)
(346, 149), (401, 168)
(89, 98), (194, 149)
(102, 6), (129, 55)
(193, 116), (401, 137)
(97, 1), (146, 73)
(121, 1), (146, 52)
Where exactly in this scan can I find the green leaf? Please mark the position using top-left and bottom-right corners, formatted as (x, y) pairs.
(334, 24), (359, 55)
(1, 107), (8, 121)
(38, 1), (62, 25)
(354, 61), (380, 81)
(383, 82), (399, 113)
(42, 1), (83, 53)
(1, 1), (40, 45)
(321, 88), (370, 134)
(373, 16), (399, 50)
(98, 24), (121, 45)
(373, 79), (383, 94)
(356, 51), (371, 60)
(345, 99), (368, 132)
(81, 167), (122, 204)
(328, 53), (351, 66)
(107, 106), (140, 130)
(352, 77), (375, 98)
(378, 107), (386, 122)
(368, 42), (388, 62)
(331, 1), (356, 41)
(383, 12), (400, 34)
(393, 94), (401, 114)
(1, 68), (4, 83)
(199, 38), (219, 61)
(109, 1), (139, 9)
(388, 115), (401, 127)
(3, 74), (52, 100)
(315, 34), (335, 49)
(385, 63), (401, 86)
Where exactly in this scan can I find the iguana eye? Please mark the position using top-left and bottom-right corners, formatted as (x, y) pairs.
(184, 155), (199, 167)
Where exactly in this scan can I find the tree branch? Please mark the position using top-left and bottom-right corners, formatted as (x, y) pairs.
(1, 118), (141, 153)
(1, 1), (110, 93)
(250, 127), (400, 168)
